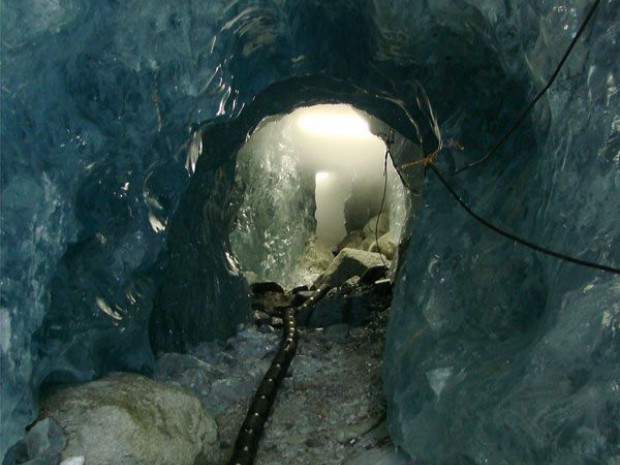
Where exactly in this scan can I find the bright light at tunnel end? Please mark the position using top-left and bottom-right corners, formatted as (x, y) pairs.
(297, 112), (372, 138)
(315, 171), (330, 182)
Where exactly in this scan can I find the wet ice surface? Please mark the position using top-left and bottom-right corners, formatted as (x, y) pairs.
(155, 306), (412, 465)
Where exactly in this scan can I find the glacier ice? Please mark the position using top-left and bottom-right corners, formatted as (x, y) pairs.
(229, 113), (318, 288)
(1, 0), (618, 463)
(228, 105), (408, 287)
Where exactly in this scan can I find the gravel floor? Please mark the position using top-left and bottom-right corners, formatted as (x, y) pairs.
(155, 290), (413, 465)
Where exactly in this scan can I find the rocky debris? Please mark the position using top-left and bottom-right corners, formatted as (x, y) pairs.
(315, 248), (389, 288)
(296, 279), (392, 328)
(154, 292), (396, 465)
(291, 289), (314, 306)
(250, 268), (392, 330)
(294, 238), (335, 278)
(360, 265), (389, 285)
(360, 236), (376, 252)
(248, 273), (392, 331)
(3, 418), (66, 465)
(253, 309), (273, 325)
(337, 211), (403, 260)
(368, 233), (397, 260)
(254, 305), (393, 465)
(250, 281), (285, 294)
(337, 230), (364, 252)
(362, 213), (389, 240)
(39, 373), (219, 465)
(251, 283), (290, 308)
(249, 281), (295, 328)
(242, 219), (399, 290)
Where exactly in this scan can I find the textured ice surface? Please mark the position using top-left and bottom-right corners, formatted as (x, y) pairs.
(230, 116), (317, 288)
(382, 1), (620, 464)
(1, 0), (618, 462)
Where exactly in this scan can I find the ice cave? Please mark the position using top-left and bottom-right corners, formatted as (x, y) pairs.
(1, 1), (619, 464)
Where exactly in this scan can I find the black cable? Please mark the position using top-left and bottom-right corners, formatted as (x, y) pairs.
(425, 0), (618, 274)
(375, 148), (390, 267)
(429, 164), (620, 275)
(455, 0), (602, 174)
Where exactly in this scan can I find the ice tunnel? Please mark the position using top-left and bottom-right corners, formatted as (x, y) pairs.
(227, 103), (410, 288)
(1, 1), (619, 464)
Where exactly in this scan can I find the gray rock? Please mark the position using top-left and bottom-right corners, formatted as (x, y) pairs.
(40, 372), (219, 465)
(362, 213), (389, 239)
(154, 352), (221, 401)
(336, 230), (364, 251)
(250, 288), (294, 316)
(342, 276), (361, 289)
(250, 281), (285, 294)
(3, 418), (66, 465)
(253, 310), (271, 324)
(360, 236), (376, 252)
(25, 419), (66, 462)
(315, 248), (388, 288)
(270, 317), (284, 327)
(291, 289), (313, 306)
(368, 233), (397, 260)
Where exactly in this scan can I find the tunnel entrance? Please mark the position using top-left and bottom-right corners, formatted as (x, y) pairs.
(149, 94), (425, 461)
(150, 75), (433, 351)
(229, 104), (409, 289)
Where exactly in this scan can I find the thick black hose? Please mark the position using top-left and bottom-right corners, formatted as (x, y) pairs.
(227, 284), (331, 465)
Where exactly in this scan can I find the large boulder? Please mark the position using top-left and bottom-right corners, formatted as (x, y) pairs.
(40, 372), (219, 465)
(315, 248), (388, 288)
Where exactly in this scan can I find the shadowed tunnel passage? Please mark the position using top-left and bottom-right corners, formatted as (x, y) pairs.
(149, 74), (437, 353)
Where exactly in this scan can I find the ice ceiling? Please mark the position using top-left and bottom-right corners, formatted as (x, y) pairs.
(1, 0), (619, 464)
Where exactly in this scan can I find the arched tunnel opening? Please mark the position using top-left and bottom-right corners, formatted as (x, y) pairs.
(3, 2), (619, 465)
(228, 103), (410, 288)
(148, 75), (434, 354)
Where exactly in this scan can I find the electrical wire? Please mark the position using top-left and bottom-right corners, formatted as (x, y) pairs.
(374, 148), (390, 267)
(454, 0), (602, 175)
(429, 164), (620, 275)
(409, 0), (619, 275)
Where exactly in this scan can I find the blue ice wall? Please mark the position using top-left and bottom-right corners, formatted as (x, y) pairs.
(381, 2), (620, 464)
(1, 0), (618, 463)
